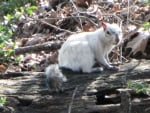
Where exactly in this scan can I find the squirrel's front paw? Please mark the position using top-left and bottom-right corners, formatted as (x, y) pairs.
(105, 66), (120, 71)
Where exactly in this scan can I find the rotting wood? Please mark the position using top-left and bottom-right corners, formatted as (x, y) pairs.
(0, 59), (150, 113)
(86, 98), (150, 113)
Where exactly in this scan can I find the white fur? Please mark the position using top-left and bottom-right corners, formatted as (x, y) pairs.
(45, 64), (67, 91)
(45, 64), (67, 82)
(58, 23), (122, 73)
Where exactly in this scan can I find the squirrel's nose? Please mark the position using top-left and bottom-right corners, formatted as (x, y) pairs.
(115, 35), (119, 44)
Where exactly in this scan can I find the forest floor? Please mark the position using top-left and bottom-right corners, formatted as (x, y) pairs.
(0, 0), (150, 113)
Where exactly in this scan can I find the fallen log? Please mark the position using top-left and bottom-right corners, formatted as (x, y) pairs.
(0, 59), (150, 113)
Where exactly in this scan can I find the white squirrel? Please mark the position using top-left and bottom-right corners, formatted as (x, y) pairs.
(45, 22), (123, 92)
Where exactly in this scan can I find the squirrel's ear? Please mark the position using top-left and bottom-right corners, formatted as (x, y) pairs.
(101, 22), (107, 30)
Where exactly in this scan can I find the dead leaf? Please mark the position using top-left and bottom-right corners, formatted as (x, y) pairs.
(73, 0), (92, 8)
(110, 3), (121, 13)
(0, 64), (7, 73)
(83, 24), (96, 31)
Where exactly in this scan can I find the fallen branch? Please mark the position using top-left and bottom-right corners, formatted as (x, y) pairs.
(29, 15), (99, 29)
(15, 41), (63, 55)
(40, 20), (75, 34)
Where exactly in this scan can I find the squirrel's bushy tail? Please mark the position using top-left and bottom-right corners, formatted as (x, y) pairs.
(45, 64), (67, 92)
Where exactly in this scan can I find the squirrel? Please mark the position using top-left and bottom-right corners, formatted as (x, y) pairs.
(45, 22), (123, 92)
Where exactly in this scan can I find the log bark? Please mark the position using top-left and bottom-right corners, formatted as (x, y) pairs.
(0, 59), (150, 113)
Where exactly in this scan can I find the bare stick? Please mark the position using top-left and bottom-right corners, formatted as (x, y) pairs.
(120, 45), (123, 63)
(127, 0), (130, 25)
(112, 49), (129, 62)
(68, 86), (78, 113)
(29, 16), (99, 30)
(40, 20), (74, 34)
(70, 0), (83, 30)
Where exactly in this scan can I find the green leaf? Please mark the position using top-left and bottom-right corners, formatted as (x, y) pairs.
(0, 97), (7, 106)
(5, 14), (13, 22)
(142, 22), (150, 31)
(6, 49), (14, 56)
(26, 6), (38, 15)
(20, 7), (25, 13)
(127, 81), (149, 95)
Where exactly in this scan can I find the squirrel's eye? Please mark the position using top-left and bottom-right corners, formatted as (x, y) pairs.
(106, 31), (110, 35)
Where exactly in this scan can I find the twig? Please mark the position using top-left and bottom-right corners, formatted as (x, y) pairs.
(70, 0), (98, 14)
(40, 20), (74, 34)
(29, 16), (99, 28)
(127, 19), (141, 26)
(127, 0), (130, 25)
(69, 0), (100, 30)
(112, 49), (129, 62)
(70, 0), (78, 12)
(70, 0), (83, 30)
(120, 45), (123, 63)
(44, 16), (99, 27)
(27, 17), (74, 34)
(68, 86), (78, 113)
